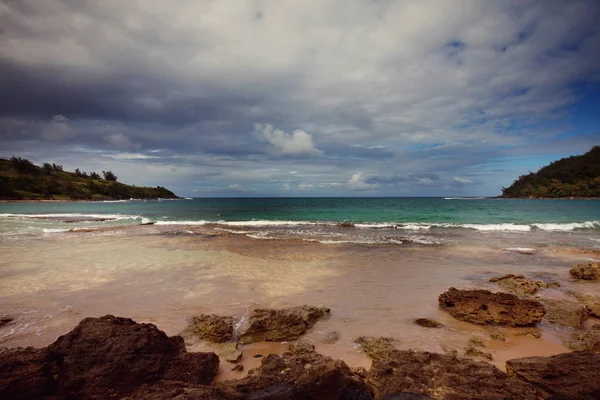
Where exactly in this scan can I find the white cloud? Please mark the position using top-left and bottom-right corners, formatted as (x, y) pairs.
(228, 184), (246, 192)
(348, 173), (378, 191)
(452, 176), (475, 185)
(104, 133), (141, 150)
(255, 124), (321, 155)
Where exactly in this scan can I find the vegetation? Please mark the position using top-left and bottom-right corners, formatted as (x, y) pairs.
(501, 146), (600, 198)
(0, 157), (179, 200)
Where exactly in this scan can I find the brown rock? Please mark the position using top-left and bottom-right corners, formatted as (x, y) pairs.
(366, 348), (536, 399)
(514, 328), (542, 339)
(438, 287), (545, 326)
(564, 329), (600, 352)
(485, 326), (506, 341)
(506, 351), (600, 399)
(238, 305), (330, 344)
(571, 292), (600, 317)
(540, 298), (589, 329)
(217, 342), (242, 363)
(227, 343), (373, 399)
(322, 331), (340, 344)
(123, 380), (242, 400)
(413, 318), (443, 328)
(0, 347), (58, 400)
(231, 363), (244, 372)
(488, 274), (541, 296)
(570, 262), (600, 281)
(355, 336), (399, 360)
(464, 345), (493, 361)
(467, 337), (484, 347)
(47, 315), (219, 399)
(183, 314), (235, 343)
(0, 317), (14, 328)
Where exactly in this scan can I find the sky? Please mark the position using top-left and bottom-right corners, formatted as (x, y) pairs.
(1, 0), (599, 197)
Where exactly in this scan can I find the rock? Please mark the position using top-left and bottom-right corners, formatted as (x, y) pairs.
(238, 305), (330, 344)
(540, 298), (589, 328)
(438, 287), (545, 326)
(468, 337), (484, 347)
(231, 364), (244, 372)
(352, 367), (368, 379)
(47, 315), (219, 399)
(488, 274), (542, 296)
(0, 317), (14, 328)
(123, 380), (242, 400)
(366, 347), (536, 399)
(485, 326), (506, 341)
(593, 324), (600, 330)
(570, 262), (600, 281)
(183, 314), (235, 343)
(515, 328), (542, 339)
(0, 347), (58, 400)
(464, 345), (493, 360)
(506, 351), (600, 399)
(564, 329), (600, 352)
(218, 342), (242, 363)
(571, 292), (600, 317)
(322, 331), (340, 344)
(381, 394), (435, 400)
(226, 343), (373, 399)
(413, 318), (443, 328)
(355, 336), (399, 360)
(253, 353), (263, 358)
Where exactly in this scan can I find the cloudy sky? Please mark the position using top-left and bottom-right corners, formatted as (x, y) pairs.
(1, 0), (599, 197)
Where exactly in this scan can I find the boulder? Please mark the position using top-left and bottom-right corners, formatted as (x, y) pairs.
(564, 329), (600, 352)
(365, 347), (536, 400)
(413, 318), (443, 328)
(183, 314), (235, 343)
(0, 347), (58, 400)
(571, 292), (600, 317)
(226, 342), (373, 399)
(47, 315), (219, 399)
(238, 305), (330, 344)
(570, 262), (600, 281)
(438, 288), (545, 326)
(506, 352), (600, 399)
(540, 298), (589, 329)
(488, 274), (542, 296)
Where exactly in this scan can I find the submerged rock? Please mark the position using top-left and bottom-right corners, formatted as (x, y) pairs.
(564, 329), (600, 352)
(322, 331), (341, 344)
(365, 347), (536, 400)
(355, 336), (399, 360)
(571, 292), (600, 318)
(570, 262), (600, 281)
(464, 345), (493, 361)
(183, 314), (235, 343)
(514, 328), (542, 339)
(238, 305), (330, 344)
(0, 347), (58, 400)
(540, 298), (589, 329)
(467, 337), (484, 347)
(506, 352), (600, 399)
(413, 318), (443, 328)
(438, 287), (545, 326)
(485, 326), (506, 341)
(488, 274), (542, 296)
(0, 317), (14, 328)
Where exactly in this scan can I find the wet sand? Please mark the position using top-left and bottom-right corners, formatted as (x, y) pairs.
(1, 225), (599, 380)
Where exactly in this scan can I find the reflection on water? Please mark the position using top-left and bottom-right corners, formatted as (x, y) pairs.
(1, 225), (599, 376)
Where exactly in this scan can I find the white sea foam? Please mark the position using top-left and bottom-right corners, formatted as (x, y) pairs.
(0, 213), (141, 221)
(532, 221), (600, 231)
(42, 228), (70, 234)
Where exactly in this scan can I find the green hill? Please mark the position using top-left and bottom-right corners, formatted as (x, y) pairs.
(501, 146), (600, 198)
(0, 157), (179, 200)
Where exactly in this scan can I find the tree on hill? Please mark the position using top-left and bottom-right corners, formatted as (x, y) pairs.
(89, 171), (101, 179)
(102, 170), (118, 181)
(10, 156), (38, 173)
(43, 162), (53, 175)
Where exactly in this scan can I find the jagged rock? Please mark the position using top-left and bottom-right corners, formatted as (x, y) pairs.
(485, 326), (506, 341)
(515, 328), (542, 339)
(226, 342), (373, 399)
(564, 329), (600, 352)
(123, 380), (242, 400)
(413, 318), (443, 328)
(506, 352), (600, 399)
(365, 347), (536, 399)
(0, 347), (58, 400)
(183, 314), (235, 343)
(355, 336), (399, 360)
(238, 305), (330, 344)
(540, 298), (589, 328)
(570, 262), (600, 281)
(322, 331), (340, 344)
(464, 346), (493, 360)
(217, 342), (242, 363)
(47, 315), (219, 399)
(0, 317), (14, 328)
(489, 274), (542, 296)
(438, 287), (545, 326)
(467, 337), (484, 347)
(571, 292), (600, 317)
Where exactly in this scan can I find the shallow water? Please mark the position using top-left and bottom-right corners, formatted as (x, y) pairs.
(1, 222), (599, 378)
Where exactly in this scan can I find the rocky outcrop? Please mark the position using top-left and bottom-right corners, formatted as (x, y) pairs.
(413, 318), (443, 328)
(0, 347), (58, 400)
(123, 380), (242, 400)
(564, 329), (600, 352)
(365, 346), (537, 400)
(506, 352), (600, 399)
(540, 298), (589, 328)
(570, 262), (600, 281)
(238, 305), (330, 344)
(438, 288), (545, 326)
(227, 342), (373, 399)
(571, 292), (600, 317)
(488, 274), (543, 296)
(183, 314), (235, 343)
